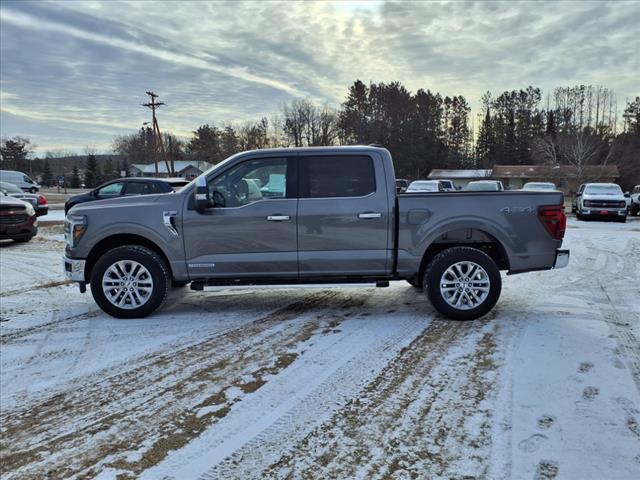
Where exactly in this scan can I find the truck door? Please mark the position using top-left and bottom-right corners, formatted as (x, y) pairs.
(182, 156), (298, 279)
(297, 153), (390, 276)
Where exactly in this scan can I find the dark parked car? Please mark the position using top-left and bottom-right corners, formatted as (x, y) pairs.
(0, 181), (49, 216)
(0, 193), (38, 242)
(395, 178), (409, 193)
(65, 177), (190, 213)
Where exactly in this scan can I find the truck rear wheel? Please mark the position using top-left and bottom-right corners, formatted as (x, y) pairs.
(90, 245), (171, 319)
(424, 247), (501, 321)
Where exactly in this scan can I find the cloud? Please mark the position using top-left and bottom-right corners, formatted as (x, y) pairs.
(1, 0), (638, 153)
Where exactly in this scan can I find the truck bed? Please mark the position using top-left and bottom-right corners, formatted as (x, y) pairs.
(396, 191), (565, 276)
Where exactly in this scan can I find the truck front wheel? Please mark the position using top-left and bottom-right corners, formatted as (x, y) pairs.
(90, 245), (171, 319)
(424, 247), (502, 321)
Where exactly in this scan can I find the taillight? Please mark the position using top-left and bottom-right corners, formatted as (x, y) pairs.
(38, 194), (47, 205)
(538, 205), (566, 240)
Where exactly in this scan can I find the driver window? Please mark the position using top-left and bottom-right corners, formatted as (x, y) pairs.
(97, 182), (124, 196)
(208, 158), (287, 207)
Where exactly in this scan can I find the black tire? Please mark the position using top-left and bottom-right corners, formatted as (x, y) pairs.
(90, 245), (171, 319)
(406, 278), (422, 289)
(424, 246), (502, 321)
(631, 205), (639, 216)
(618, 217), (627, 223)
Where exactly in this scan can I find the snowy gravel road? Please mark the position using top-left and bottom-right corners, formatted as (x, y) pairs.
(1, 219), (639, 479)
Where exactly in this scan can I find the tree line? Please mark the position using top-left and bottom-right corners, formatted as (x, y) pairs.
(2, 81), (639, 189)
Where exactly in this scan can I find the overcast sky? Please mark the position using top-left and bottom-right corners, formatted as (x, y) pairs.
(1, 0), (638, 154)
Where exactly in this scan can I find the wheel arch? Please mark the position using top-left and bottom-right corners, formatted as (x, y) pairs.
(85, 233), (174, 281)
(415, 227), (509, 286)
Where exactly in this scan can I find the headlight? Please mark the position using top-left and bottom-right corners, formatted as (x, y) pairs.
(583, 200), (592, 207)
(65, 214), (87, 248)
(25, 203), (36, 216)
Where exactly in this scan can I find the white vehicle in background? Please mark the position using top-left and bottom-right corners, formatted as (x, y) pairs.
(405, 180), (444, 193)
(522, 182), (557, 192)
(576, 183), (627, 223)
(438, 179), (457, 192)
(465, 180), (504, 192)
(629, 185), (640, 216)
(0, 170), (40, 193)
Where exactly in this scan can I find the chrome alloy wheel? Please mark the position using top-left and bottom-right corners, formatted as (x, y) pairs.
(102, 260), (154, 309)
(439, 261), (490, 310)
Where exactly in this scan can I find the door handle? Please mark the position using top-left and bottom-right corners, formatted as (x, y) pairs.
(266, 215), (291, 221)
(358, 212), (382, 219)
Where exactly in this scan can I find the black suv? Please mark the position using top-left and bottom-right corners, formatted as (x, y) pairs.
(65, 177), (190, 213)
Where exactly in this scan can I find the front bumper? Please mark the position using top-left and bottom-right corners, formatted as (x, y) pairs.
(62, 254), (86, 282)
(553, 249), (570, 269)
(580, 208), (626, 217)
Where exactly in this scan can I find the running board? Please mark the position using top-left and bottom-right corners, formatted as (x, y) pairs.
(191, 279), (391, 291)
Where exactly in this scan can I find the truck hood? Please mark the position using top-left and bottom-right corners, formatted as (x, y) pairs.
(582, 193), (625, 201)
(69, 193), (179, 215)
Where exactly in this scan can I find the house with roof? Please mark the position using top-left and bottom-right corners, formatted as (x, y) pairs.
(428, 165), (620, 193)
(129, 161), (213, 179)
(491, 165), (620, 193)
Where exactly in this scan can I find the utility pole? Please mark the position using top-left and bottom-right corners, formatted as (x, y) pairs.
(142, 91), (173, 176)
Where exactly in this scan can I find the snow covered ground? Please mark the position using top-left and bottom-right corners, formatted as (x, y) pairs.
(1, 218), (639, 479)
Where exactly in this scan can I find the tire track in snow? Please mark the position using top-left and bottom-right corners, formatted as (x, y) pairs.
(256, 314), (501, 480)
(0, 290), (362, 479)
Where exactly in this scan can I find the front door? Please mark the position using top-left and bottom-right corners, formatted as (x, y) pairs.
(182, 156), (298, 279)
(297, 153), (390, 276)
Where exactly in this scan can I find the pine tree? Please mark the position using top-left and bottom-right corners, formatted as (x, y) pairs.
(546, 111), (556, 137)
(84, 154), (99, 188)
(70, 165), (81, 188)
(41, 159), (54, 187)
(476, 108), (495, 168)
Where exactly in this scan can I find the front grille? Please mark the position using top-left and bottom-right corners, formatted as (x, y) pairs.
(589, 200), (625, 208)
(0, 214), (28, 225)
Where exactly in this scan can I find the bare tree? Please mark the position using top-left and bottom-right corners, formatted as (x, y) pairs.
(558, 131), (609, 185)
(532, 135), (559, 165)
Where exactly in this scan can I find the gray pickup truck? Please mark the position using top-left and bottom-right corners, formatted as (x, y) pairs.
(63, 146), (569, 320)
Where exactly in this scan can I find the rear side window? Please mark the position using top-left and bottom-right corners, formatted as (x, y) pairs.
(125, 182), (150, 195)
(303, 156), (375, 198)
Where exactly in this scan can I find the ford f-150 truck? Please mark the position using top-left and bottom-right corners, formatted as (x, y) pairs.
(63, 146), (569, 320)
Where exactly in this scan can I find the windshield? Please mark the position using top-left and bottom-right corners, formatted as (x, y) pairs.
(466, 182), (498, 191)
(523, 183), (555, 191)
(0, 181), (23, 193)
(584, 185), (622, 195)
(407, 182), (438, 191)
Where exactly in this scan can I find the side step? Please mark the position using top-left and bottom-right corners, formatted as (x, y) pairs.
(191, 280), (391, 291)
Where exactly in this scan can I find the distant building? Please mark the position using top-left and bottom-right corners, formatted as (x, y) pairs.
(129, 161), (213, 179)
(428, 165), (620, 193)
(491, 165), (620, 193)
(427, 169), (492, 190)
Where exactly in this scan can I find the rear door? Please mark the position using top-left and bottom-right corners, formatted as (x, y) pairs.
(123, 181), (151, 196)
(297, 153), (390, 276)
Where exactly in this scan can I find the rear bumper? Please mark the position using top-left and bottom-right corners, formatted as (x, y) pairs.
(553, 249), (570, 269)
(62, 254), (86, 282)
